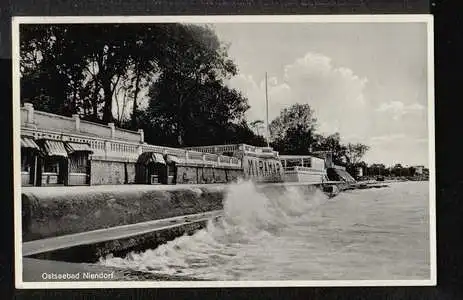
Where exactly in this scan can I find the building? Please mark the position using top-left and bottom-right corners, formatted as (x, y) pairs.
(20, 103), (243, 186)
(278, 155), (327, 183)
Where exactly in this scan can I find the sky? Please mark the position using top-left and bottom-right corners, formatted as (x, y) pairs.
(211, 22), (430, 167)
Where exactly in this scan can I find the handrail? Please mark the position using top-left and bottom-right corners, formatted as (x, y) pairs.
(21, 126), (242, 167)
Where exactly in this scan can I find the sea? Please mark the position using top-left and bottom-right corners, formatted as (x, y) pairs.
(99, 180), (431, 281)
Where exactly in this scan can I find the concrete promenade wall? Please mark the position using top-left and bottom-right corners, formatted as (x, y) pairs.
(176, 166), (242, 184)
(90, 160), (137, 185)
(22, 185), (228, 242)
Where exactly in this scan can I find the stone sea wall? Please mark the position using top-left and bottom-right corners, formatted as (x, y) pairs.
(22, 185), (228, 242)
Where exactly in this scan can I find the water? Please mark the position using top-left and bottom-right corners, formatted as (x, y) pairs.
(99, 180), (430, 281)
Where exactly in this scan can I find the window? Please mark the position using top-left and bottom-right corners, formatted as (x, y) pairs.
(302, 158), (312, 168)
(286, 160), (301, 169)
(69, 152), (88, 174)
(44, 158), (59, 173)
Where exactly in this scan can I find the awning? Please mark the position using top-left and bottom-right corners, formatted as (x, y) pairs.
(65, 142), (93, 154)
(41, 140), (68, 158)
(136, 152), (166, 165)
(166, 155), (183, 164)
(152, 153), (166, 165)
(21, 137), (40, 150)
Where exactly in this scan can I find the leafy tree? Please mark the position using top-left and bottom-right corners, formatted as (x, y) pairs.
(20, 23), (235, 125)
(271, 124), (315, 155)
(145, 74), (250, 147)
(312, 133), (347, 166)
(269, 103), (317, 155)
(269, 103), (317, 141)
(345, 143), (370, 165)
(20, 25), (89, 116)
(368, 163), (387, 176)
(249, 120), (265, 136)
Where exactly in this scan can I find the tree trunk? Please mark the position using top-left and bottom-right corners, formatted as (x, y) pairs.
(92, 80), (99, 120)
(102, 77), (113, 123)
(131, 69), (141, 130)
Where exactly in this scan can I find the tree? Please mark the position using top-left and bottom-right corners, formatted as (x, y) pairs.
(312, 133), (347, 166)
(269, 103), (317, 155)
(391, 164), (404, 177)
(145, 74), (250, 147)
(369, 163), (387, 176)
(249, 120), (265, 136)
(20, 23), (233, 125)
(20, 25), (89, 116)
(269, 103), (317, 142)
(345, 143), (370, 165)
(271, 125), (315, 155)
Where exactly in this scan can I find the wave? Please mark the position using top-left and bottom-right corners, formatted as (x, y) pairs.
(99, 180), (329, 279)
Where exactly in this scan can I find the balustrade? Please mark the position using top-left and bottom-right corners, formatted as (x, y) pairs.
(21, 104), (244, 168)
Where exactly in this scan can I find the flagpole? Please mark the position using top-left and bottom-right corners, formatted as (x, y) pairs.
(265, 72), (269, 147)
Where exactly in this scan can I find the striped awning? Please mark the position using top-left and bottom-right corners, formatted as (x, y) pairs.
(166, 155), (183, 164)
(65, 142), (93, 154)
(152, 153), (166, 165)
(137, 152), (166, 165)
(21, 137), (39, 150)
(41, 140), (68, 158)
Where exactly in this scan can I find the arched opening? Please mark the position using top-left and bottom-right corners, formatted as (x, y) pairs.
(135, 152), (167, 184)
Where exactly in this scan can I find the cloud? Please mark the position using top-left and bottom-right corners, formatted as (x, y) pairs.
(376, 100), (425, 120)
(370, 133), (407, 144)
(227, 52), (370, 142)
(364, 134), (428, 166)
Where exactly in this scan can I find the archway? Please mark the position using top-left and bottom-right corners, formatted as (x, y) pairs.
(135, 152), (167, 184)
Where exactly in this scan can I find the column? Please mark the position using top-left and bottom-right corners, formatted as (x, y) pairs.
(72, 114), (80, 131)
(138, 129), (144, 143)
(108, 123), (115, 139)
(104, 140), (111, 159)
(24, 103), (36, 128)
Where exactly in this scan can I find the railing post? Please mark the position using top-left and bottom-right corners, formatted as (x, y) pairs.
(24, 103), (36, 128)
(72, 114), (80, 131)
(104, 140), (111, 159)
(138, 129), (144, 143)
(108, 123), (115, 139)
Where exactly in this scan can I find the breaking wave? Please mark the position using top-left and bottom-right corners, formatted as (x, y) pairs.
(98, 180), (329, 280)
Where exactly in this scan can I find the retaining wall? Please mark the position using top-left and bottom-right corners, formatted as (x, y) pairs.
(90, 160), (136, 185)
(176, 166), (242, 184)
(22, 185), (228, 242)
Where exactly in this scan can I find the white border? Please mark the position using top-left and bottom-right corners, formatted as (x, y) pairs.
(13, 14), (436, 289)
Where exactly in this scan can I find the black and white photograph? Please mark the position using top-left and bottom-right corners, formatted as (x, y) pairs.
(13, 15), (435, 288)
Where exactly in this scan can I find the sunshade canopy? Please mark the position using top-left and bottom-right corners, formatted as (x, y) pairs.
(40, 140), (68, 158)
(166, 154), (183, 164)
(65, 142), (93, 154)
(137, 152), (166, 165)
(21, 137), (40, 150)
